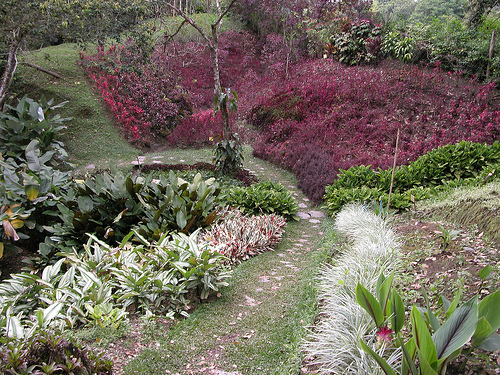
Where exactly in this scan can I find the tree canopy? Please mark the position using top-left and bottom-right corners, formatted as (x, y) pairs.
(0, 0), (148, 108)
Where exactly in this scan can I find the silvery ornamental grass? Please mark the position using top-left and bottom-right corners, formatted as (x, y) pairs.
(303, 204), (401, 374)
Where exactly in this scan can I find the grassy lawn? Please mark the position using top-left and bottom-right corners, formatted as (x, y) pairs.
(14, 44), (140, 169)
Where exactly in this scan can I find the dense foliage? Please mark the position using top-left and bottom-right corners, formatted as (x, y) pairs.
(324, 141), (500, 213)
(250, 60), (500, 201)
(201, 208), (287, 264)
(225, 180), (299, 220)
(79, 43), (192, 147)
(1, 330), (113, 374)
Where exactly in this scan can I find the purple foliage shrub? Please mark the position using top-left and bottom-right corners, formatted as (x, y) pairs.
(167, 109), (224, 148)
(251, 59), (500, 201)
(157, 30), (261, 110)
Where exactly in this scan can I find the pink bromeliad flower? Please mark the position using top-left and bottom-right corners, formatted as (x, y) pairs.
(376, 326), (393, 346)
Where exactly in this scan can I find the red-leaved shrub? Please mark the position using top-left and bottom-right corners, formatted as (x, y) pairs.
(250, 59), (500, 201)
(80, 43), (193, 148)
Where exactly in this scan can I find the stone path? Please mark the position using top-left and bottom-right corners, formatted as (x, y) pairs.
(106, 154), (328, 375)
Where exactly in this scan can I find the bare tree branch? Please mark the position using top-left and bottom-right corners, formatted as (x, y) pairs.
(0, 28), (23, 111)
(19, 62), (62, 79)
(164, 3), (213, 47)
(163, 19), (188, 42)
(214, 0), (238, 27)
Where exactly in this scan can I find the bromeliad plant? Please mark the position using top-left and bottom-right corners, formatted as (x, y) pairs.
(356, 268), (500, 375)
(200, 208), (287, 264)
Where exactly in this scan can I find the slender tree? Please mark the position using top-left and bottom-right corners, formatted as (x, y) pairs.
(164, 0), (238, 140)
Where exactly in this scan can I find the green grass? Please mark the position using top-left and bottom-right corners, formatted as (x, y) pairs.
(124, 217), (331, 375)
(13, 43), (140, 169)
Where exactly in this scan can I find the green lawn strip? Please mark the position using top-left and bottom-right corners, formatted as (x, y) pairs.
(123, 153), (329, 375)
(14, 43), (140, 169)
(124, 218), (328, 375)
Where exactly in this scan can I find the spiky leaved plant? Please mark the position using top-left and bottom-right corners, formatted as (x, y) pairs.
(302, 204), (401, 374)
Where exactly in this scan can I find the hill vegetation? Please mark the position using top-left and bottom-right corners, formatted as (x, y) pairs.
(2, 0), (500, 374)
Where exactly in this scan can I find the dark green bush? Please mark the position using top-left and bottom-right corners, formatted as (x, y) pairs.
(0, 96), (70, 166)
(226, 180), (298, 219)
(324, 141), (500, 213)
(0, 96), (72, 257)
(328, 19), (383, 66)
(44, 171), (221, 259)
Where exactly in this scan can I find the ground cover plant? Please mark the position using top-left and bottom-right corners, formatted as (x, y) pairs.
(4, 3), (500, 374)
(225, 180), (299, 219)
(302, 204), (401, 373)
(250, 59), (500, 202)
(323, 141), (500, 213)
(302, 204), (500, 375)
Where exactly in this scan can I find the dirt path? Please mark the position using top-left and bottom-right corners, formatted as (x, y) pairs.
(109, 157), (329, 375)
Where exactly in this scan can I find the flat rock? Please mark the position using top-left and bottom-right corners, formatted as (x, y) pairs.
(297, 212), (310, 220)
(309, 210), (326, 218)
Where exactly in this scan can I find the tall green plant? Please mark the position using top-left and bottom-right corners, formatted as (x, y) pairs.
(356, 269), (500, 375)
(0, 96), (70, 165)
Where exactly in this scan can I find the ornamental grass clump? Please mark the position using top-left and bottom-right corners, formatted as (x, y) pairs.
(303, 204), (401, 374)
(200, 208), (286, 264)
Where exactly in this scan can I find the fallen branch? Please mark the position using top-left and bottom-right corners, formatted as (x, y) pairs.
(19, 62), (62, 79)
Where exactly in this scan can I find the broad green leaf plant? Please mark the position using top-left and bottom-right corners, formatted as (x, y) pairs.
(356, 267), (500, 375)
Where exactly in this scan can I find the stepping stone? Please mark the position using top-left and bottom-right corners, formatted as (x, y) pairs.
(152, 155), (163, 159)
(297, 212), (310, 220)
(298, 203), (308, 209)
(84, 164), (95, 169)
(309, 219), (321, 224)
(309, 210), (326, 218)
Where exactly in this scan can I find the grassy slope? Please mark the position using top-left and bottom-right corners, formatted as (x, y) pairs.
(14, 43), (140, 169)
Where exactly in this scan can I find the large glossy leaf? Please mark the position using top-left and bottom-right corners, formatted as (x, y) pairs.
(472, 316), (493, 348)
(25, 185), (39, 201)
(477, 291), (500, 335)
(411, 305), (437, 365)
(478, 333), (500, 351)
(359, 339), (397, 375)
(376, 272), (394, 316)
(433, 297), (478, 360)
(356, 283), (384, 327)
(25, 140), (41, 172)
(391, 289), (405, 334)
(417, 348), (439, 375)
(6, 315), (24, 339)
(399, 337), (418, 375)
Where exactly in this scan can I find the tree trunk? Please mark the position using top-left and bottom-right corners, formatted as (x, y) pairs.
(486, 30), (496, 80)
(165, 0), (238, 140)
(0, 29), (23, 111)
